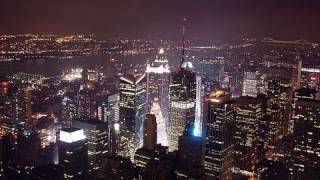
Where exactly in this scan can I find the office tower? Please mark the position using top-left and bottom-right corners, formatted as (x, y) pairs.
(72, 119), (109, 178)
(143, 114), (157, 151)
(197, 56), (225, 92)
(107, 93), (120, 155)
(242, 71), (258, 97)
(146, 48), (170, 130)
(58, 128), (88, 180)
(267, 77), (293, 136)
(77, 85), (95, 119)
(134, 114), (174, 179)
(290, 88), (320, 179)
(107, 93), (120, 125)
(5, 84), (33, 125)
(24, 86), (33, 128)
(119, 73), (146, 159)
(168, 18), (197, 152)
(62, 96), (77, 128)
(233, 96), (263, 177)
(96, 95), (108, 123)
(203, 90), (234, 179)
(265, 104), (282, 158)
(175, 123), (204, 179)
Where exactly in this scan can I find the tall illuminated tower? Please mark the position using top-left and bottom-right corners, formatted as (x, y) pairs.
(290, 88), (320, 179)
(203, 90), (234, 179)
(168, 18), (197, 151)
(146, 48), (170, 146)
(233, 96), (263, 177)
(119, 74), (146, 159)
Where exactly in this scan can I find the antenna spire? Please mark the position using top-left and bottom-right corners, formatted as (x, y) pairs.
(180, 18), (187, 67)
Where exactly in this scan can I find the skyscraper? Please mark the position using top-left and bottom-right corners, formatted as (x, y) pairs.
(168, 19), (197, 151)
(203, 90), (234, 179)
(143, 114), (157, 151)
(290, 88), (320, 179)
(58, 128), (88, 180)
(72, 119), (110, 179)
(77, 85), (95, 119)
(146, 48), (170, 146)
(242, 72), (258, 97)
(119, 73), (146, 159)
(62, 96), (77, 128)
(233, 96), (263, 177)
(175, 123), (205, 179)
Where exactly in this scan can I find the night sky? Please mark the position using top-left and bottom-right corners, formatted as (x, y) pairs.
(1, 0), (320, 40)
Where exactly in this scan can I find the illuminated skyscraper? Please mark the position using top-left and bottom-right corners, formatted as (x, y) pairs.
(168, 19), (197, 151)
(146, 48), (170, 146)
(96, 95), (108, 123)
(203, 90), (234, 179)
(77, 85), (95, 119)
(72, 119), (110, 179)
(233, 96), (263, 177)
(119, 73), (146, 159)
(58, 128), (88, 180)
(290, 88), (320, 179)
(62, 96), (77, 128)
(242, 72), (258, 97)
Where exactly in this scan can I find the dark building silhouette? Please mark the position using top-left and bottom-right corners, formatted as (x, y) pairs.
(58, 128), (88, 180)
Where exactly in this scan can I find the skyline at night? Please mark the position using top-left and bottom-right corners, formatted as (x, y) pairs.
(0, 1), (320, 180)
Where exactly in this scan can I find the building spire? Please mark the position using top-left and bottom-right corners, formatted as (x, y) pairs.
(180, 18), (187, 68)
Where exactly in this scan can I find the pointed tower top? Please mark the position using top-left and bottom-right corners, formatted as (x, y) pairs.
(180, 18), (187, 67)
(159, 48), (164, 54)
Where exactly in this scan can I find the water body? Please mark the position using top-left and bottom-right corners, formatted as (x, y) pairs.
(0, 55), (149, 77)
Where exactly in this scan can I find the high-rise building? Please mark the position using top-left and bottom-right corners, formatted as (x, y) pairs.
(77, 85), (96, 119)
(119, 73), (146, 159)
(134, 114), (174, 180)
(96, 95), (108, 123)
(72, 119), (109, 179)
(143, 114), (157, 151)
(203, 90), (234, 179)
(58, 128), (88, 180)
(233, 96), (263, 177)
(242, 72), (258, 97)
(146, 48), (170, 115)
(168, 18), (197, 152)
(62, 96), (77, 128)
(146, 48), (170, 146)
(196, 56), (224, 92)
(107, 93), (120, 125)
(290, 88), (320, 179)
(175, 123), (205, 179)
(265, 104), (282, 158)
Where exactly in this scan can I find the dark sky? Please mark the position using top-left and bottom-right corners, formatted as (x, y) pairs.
(1, 0), (320, 40)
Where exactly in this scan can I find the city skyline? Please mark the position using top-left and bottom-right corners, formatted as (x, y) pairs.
(0, 1), (320, 180)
